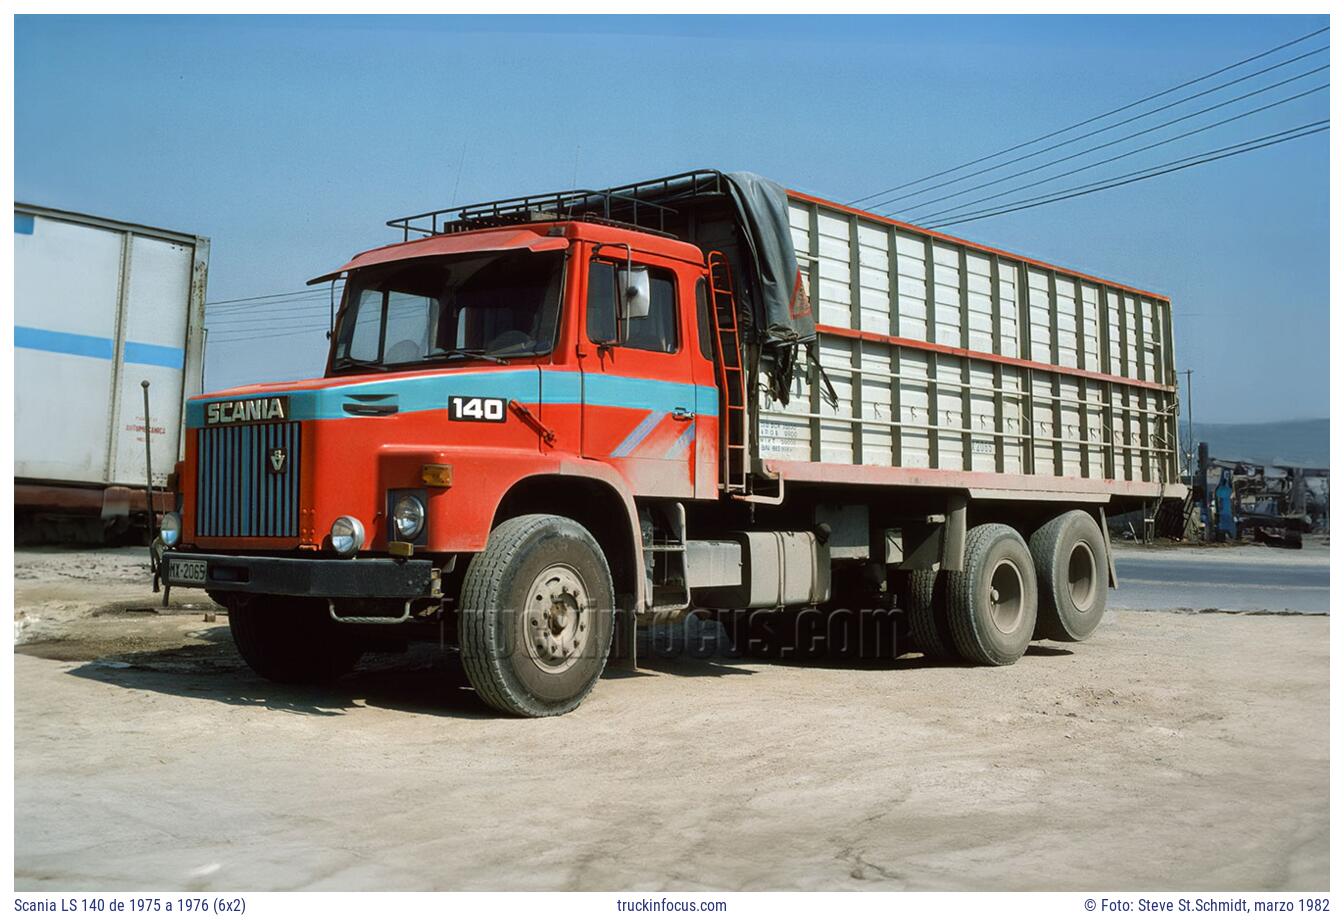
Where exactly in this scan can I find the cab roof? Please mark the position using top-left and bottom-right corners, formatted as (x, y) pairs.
(308, 219), (704, 286)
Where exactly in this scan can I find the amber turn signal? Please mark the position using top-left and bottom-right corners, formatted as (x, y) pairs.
(421, 464), (453, 487)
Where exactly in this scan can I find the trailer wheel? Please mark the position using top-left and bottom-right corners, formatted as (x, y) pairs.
(905, 569), (957, 661)
(458, 514), (614, 717)
(228, 596), (363, 684)
(1029, 510), (1108, 641)
(946, 524), (1038, 666)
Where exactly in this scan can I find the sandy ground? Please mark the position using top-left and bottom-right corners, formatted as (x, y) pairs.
(12, 546), (1331, 891)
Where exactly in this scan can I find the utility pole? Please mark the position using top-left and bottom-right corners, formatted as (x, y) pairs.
(1183, 368), (1195, 480)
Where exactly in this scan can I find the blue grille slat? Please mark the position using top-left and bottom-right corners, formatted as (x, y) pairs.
(227, 427), (237, 537)
(241, 426), (253, 536)
(194, 421), (301, 538)
(288, 424), (299, 531)
(260, 425), (270, 537)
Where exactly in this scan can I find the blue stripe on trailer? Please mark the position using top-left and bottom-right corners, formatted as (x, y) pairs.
(15, 326), (115, 360)
(16, 326), (185, 370)
(124, 340), (186, 369)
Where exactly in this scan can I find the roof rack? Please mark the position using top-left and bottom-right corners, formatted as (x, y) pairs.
(386, 169), (731, 242)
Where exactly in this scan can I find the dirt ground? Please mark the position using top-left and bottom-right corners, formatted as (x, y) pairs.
(12, 547), (1330, 891)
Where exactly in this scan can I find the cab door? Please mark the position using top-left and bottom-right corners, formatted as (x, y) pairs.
(578, 252), (698, 498)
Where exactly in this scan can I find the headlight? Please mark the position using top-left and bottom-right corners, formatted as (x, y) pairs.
(330, 515), (365, 557)
(160, 511), (181, 547)
(392, 495), (426, 540)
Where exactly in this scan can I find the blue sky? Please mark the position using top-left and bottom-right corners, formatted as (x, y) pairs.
(15, 14), (1331, 423)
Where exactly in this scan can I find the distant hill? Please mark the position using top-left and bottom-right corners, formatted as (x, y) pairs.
(1188, 418), (1329, 469)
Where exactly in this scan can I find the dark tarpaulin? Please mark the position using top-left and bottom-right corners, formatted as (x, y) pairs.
(722, 172), (833, 407)
(723, 171), (815, 348)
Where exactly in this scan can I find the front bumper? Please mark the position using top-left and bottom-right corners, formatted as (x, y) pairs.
(161, 551), (439, 598)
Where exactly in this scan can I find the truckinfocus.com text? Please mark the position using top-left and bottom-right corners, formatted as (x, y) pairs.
(615, 898), (729, 912)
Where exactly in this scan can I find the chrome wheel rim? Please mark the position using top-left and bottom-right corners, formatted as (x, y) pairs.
(522, 564), (590, 674)
(1067, 541), (1098, 610)
(988, 558), (1026, 634)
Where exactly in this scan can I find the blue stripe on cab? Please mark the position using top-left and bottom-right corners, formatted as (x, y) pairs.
(124, 340), (186, 369)
(186, 370), (720, 427)
(15, 213), (35, 235)
(15, 326), (114, 360)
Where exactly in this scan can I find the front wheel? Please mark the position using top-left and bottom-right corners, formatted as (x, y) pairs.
(458, 514), (615, 717)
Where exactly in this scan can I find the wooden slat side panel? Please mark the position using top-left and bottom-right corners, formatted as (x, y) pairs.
(760, 199), (1178, 488)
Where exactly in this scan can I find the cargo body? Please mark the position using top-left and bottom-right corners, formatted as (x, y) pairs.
(14, 204), (209, 539)
(157, 170), (1183, 716)
(762, 193), (1178, 498)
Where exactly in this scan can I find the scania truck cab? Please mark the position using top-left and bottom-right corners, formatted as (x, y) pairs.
(161, 171), (1182, 717)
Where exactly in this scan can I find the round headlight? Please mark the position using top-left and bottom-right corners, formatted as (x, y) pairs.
(330, 515), (365, 557)
(160, 511), (181, 547)
(392, 495), (426, 540)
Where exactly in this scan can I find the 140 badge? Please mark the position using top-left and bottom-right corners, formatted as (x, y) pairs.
(448, 396), (507, 422)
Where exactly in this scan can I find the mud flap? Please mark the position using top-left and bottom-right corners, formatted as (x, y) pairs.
(610, 593), (638, 670)
(1099, 507), (1119, 589)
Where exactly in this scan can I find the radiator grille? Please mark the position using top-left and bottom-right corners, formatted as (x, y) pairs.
(195, 422), (301, 538)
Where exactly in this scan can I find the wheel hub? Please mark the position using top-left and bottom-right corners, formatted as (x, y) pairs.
(1067, 540), (1098, 610)
(988, 559), (1025, 634)
(524, 565), (590, 673)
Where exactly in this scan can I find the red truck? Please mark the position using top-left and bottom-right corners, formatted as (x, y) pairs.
(161, 170), (1183, 717)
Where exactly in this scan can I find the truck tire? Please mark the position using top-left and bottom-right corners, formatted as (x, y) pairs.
(458, 514), (615, 717)
(946, 524), (1038, 666)
(905, 569), (957, 661)
(1029, 510), (1108, 641)
(228, 596), (363, 684)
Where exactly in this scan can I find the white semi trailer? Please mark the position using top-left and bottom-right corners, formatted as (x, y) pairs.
(14, 203), (209, 542)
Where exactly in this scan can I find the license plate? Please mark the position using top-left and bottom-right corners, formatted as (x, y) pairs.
(168, 559), (208, 585)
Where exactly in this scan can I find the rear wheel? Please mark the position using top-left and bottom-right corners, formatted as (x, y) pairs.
(458, 514), (615, 717)
(228, 595), (363, 684)
(905, 569), (957, 661)
(1030, 510), (1108, 641)
(946, 524), (1038, 666)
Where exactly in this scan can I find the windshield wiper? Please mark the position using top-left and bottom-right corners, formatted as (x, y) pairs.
(334, 356), (388, 372)
(425, 347), (509, 366)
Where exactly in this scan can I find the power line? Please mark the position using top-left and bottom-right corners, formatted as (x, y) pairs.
(887, 71), (1327, 219)
(905, 88), (1330, 223)
(924, 120), (1328, 225)
(876, 57), (1328, 215)
(206, 304), (334, 326)
(206, 320), (330, 338)
(928, 122), (1327, 227)
(205, 288), (314, 306)
(845, 24), (1329, 206)
(206, 292), (335, 313)
(208, 326), (331, 345)
(924, 123), (1327, 229)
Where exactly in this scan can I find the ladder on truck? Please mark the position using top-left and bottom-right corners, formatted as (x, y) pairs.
(707, 251), (748, 494)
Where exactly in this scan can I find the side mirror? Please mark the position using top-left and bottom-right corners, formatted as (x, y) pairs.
(619, 267), (651, 320)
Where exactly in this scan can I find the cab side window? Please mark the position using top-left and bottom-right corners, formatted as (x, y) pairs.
(587, 262), (679, 354)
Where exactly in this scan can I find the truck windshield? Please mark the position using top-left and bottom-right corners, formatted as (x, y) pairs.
(331, 249), (564, 371)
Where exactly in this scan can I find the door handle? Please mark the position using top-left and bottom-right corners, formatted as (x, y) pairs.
(672, 407), (695, 421)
